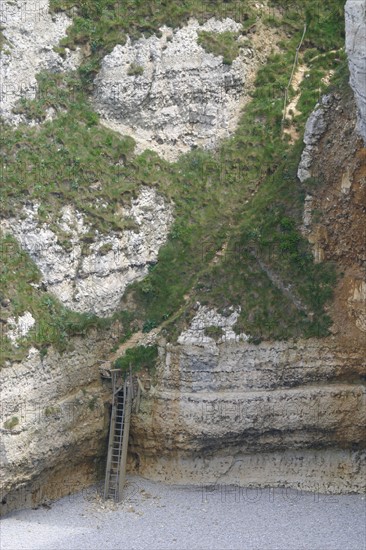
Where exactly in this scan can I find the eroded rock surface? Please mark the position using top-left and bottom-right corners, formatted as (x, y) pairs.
(6, 312), (36, 346)
(94, 19), (252, 160)
(177, 305), (248, 346)
(1, 188), (173, 316)
(297, 86), (366, 341)
(130, 338), (366, 493)
(0, 0), (80, 124)
(345, 0), (366, 143)
(297, 94), (333, 182)
(0, 329), (118, 516)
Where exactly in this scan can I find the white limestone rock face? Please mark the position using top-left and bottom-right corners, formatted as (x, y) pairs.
(93, 19), (248, 160)
(177, 305), (248, 346)
(1, 188), (174, 317)
(6, 312), (36, 346)
(345, 0), (366, 144)
(0, 332), (115, 516)
(0, 0), (81, 125)
(297, 94), (333, 182)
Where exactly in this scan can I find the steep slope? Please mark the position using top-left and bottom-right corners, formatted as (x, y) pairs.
(1, 0), (365, 514)
(129, 88), (366, 491)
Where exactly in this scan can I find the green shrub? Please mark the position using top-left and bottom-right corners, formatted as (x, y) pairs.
(127, 63), (144, 76)
(114, 345), (158, 373)
(44, 406), (61, 417)
(4, 417), (19, 430)
(197, 31), (240, 64)
(204, 326), (224, 340)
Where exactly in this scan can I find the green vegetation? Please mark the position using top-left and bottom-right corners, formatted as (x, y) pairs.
(204, 326), (224, 340)
(4, 416), (19, 430)
(0, 233), (112, 366)
(0, 27), (6, 53)
(197, 31), (240, 64)
(127, 63), (144, 76)
(0, 0), (348, 367)
(1, 71), (137, 233)
(88, 396), (98, 410)
(44, 406), (61, 417)
(114, 345), (158, 374)
(268, 0), (345, 51)
(195, 143), (337, 341)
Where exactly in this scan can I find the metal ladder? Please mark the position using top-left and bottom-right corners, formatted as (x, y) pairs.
(104, 370), (133, 501)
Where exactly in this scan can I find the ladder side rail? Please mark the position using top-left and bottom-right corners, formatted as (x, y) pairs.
(104, 372), (125, 499)
(111, 388), (126, 497)
(117, 378), (132, 501)
(104, 394), (118, 499)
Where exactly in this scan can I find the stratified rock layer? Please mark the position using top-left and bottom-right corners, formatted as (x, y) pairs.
(0, 329), (118, 516)
(93, 19), (248, 160)
(130, 338), (366, 493)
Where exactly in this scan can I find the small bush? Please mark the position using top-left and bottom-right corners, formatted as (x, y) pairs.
(204, 326), (224, 340)
(142, 319), (157, 333)
(44, 406), (61, 417)
(4, 417), (19, 430)
(197, 31), (240, 64)
(114, 345), (158, 373)
(127, 63), (144, 76)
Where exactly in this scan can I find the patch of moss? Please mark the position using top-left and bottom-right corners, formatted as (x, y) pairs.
(4, 416), (19, 430)
(127, 63), (144, 76)
(197, 31), (240, 64)
(204, 326), (224, 340)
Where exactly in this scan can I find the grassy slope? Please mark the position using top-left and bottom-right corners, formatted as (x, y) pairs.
(0, 0), (347, 365)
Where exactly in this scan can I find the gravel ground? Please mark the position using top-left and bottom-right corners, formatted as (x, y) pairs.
(1, 476), (365, 550)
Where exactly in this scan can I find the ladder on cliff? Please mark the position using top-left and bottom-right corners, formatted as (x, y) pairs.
(104, 370), (133, 502)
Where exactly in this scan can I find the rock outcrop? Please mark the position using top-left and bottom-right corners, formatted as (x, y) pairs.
(177, 305), (248, 346)
(93, 19), (250, 160)
(93, 14), (284, 160)
(129, 337), (366, 493)
(297, 94), (333, 183)
(345, 0), (366, 143)
(296, 81), (366, 341)
(6, 312), (36, 346)
(1, 188), (173, 316)
(0, 0), (80, 125)
(0, 329), (119, 516)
